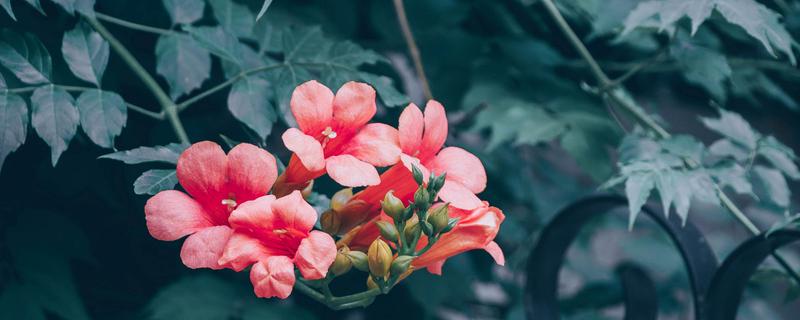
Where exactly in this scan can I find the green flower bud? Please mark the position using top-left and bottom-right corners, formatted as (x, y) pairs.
(367, 239), (392, 278)
(330, 247), (353, 276)
(428, 173), (446, 193)
(375, 220), (399, 243)
(427, 205), (449, 233)
(404, 216), (421, 241)
(390, 255), (414, 275)
(414, 188), (430, 210)
(381, 191), (405, 221)
(347, 251), (369, 272)
(411, 165), (424, 185)
(420, 221), (434, 236)
(441, 217), (459, 233)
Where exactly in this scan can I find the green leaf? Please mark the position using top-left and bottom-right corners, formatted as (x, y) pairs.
(670, 38), (731, 101)
(753, 165), (790, 208)
(255, 0), (273, 21)
(185, 26), (243, 64)
(758, 136), (800, 180)
(730, 68), (797, 111)
(155, 34), (211, 99)
(74, 0), (94, 17)
(50, 0), (75, 14)
(709, 162), (754, 196)
(62, 21), (109, 86)
(358, 73), (408, 107)
(228, 76), (275, 141)
(208, 0), (254, 38)
(661, 135), (705, 164)
(0, 91), (27, 170)
(0, 30), (51, 84)
(100, 143), (187, 164)
(30, 85), (79, 166)
(76, 89), (126, 148)
(700, 109), (759, 150)
(715, 0), (796, 64)
(624, 172), (655, 229)
(134, 169), (178, 195)
(709, 139), (750, 161)
(162, 0), (205, 25)
(1, 0), (15, 20)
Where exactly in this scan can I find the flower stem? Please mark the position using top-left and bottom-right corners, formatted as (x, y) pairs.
(294, 278), (381, 310)
(95, 12), (174, 36)
(8, 84), (164, 120)
(85, 15), (190, 144)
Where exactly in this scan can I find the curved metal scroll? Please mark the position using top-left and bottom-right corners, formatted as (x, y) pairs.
(704, 230), (800, 320)
(616, 262), (658, 320)
(524, 195), (719, 319)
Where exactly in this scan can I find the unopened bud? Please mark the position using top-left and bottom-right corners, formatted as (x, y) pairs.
(331, 188), (354, 212)
(421, 221), (434, 236)
(427, 205), (450, 233)
(366, 276), (378, 290)
(411, 165), (424, 185)
(320, 210), (342, 234)
(381, 191), (405, 221)
(347, 250), (369, 272)
(367, 239), (393, 278)
(428, 173), (446, 193)
(390, 255), (414, 275)
(330, 248), (353, 276)
(442, 217), (459, 233)
(414, 188), (430, 210)
(404, 216), (421, 241)
(375, 221), (399, 243)
(301, 180), (314, 198)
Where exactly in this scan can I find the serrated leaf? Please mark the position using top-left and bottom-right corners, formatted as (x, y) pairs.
(50, 0), (75, 14)
(709, 139), (750, 161)
(24, 0), (46, 15)
(62, 21), (109, 86)
(670, 39), (730, 101)
(730, 68), (797, 111)
(358, 73), (408, 107)
(100, 143), (187, 164)
(268, 64), (313, 126)
(134, 169), (178, 195)
(31, 85), (78, 166)
(0, 30), (51, 84)
(625, 172), (654, 230)
(162, 0), (205, 25)
(700, 109), (759, 150)
(76, 89), (126, 148)
(208, 0), (253, 38)
(255, 0), (273, 21)
(185, 26), (243, 64)
(710, 162), (754, 196)
(228, 76), (275, 141)
(0, 92), (27, 170)
(759, 136), (800, 180)
(715, 0), (796, 64)
(0, 0), (15, 20)
(753, 165), (790, 208)
(155, 34), (211, 99)
(74, 0), (94, 17)
(282, 26), (326, 62)
(661, 134), (705, 164)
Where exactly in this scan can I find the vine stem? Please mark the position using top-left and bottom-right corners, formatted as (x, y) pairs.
(176, 64), (285, 112)
(294, 279), (381, 310)
(84, 15), (190, 144)
(95, 12), (174, 36)
(7, 84), (165, 120)
(392, 0), (433, 100)
(540, 0), (800, 281)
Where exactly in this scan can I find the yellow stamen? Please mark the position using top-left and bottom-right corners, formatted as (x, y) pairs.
(273, 229), (288, 234)
(322, 126), (337, 139)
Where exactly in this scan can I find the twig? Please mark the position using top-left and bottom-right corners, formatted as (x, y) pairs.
(176, 64), (285, 112)
(392, 0), (433, 100)
(564, 57), (800, 78)
(8, 84), (164, 120)
(85, 15), (190, 144)
(540, 0), (800, 283)
(95, 12), (174, 36)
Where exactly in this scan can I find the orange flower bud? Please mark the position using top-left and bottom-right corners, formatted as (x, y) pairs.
(367, 238), (392, 277)
(320, 210), (342, 234)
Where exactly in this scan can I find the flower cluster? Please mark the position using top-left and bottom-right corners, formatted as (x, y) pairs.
(144, 80), (504, 306)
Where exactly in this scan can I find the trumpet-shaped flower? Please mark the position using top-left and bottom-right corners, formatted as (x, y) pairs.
(145, 141), (278, 269)
(218, 191), (337, 299)
(278, 80), (400, 193)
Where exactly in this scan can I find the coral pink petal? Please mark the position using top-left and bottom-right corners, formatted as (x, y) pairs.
(342, 123), (401, 167)
(437, 180), (483, 210)
(426, 260), (446, 275)
(179, 225), (232, 270)
(294, 230), (337, 280)
(145, 190), (214, 241)
(250, 256), (296, 299)
(325, 155), (380, 187)
(282, 128), (325, 172)
(399, 154), (430, 182)
(485, 241), (505, 266)
(176, 141), (228, 207)
(226, 143), (278, 202)
(218, 232), (272, 271)
(270, 191), (318, 232)
(398, 103), (424, 155)
(420, 100), (448, 159)
(291, 80), (334, 135)
(332, 81), (376, 132)
(227, 195), (277, 231)
(428, 147), (487, 194)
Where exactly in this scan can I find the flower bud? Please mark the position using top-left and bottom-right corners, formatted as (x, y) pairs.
(442, 217), (459, 233)
(421, 221), (434, 236)
(381, 191), (405, 221)
(320, 210), (341, 234)
(330, 248), (353, 276)
(428, 173), (446, 193)
(375, 221), (399, 243)
(427, 205), (449, 233)
(331, 188), (354, 212)
(301, 179), (314, 198)
(414, 188), (430, 210)
(366, 276), (378, 290)
(367, 239), (392, 278)
(404, 216), (421, 241)
(390, 255), (414, 275)
(347, 250), (369, 272)
(411, 165), (424, 185)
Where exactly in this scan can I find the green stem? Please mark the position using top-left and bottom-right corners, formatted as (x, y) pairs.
(8, 84), (164, 120)
(85, 15), (190, 144)
(95, 12), (174, 36)
(294, 279), (381, 310)
(176, 64), (286, 112)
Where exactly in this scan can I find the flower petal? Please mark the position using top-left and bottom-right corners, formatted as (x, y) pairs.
(325, 155), (380, 187)
(420, 100), (447, 159)
(270, 190), (317, 233)
(180, 225), (233, 270)
(332, 81), (376, 132)
(341, 123), (401, 167)
(427, 147), (486, 194)
(227, 195), (277, 231)
(176, 141), (228, 220)
(413, 205), (503, 270)
(226, 143), (278, 202)
(250, 256), (296, 299)
(145, 190), (214, 241)
(398, 103), (423, 155)
(291, 80), (333, 135)
(485, 240), (505, 266)
(437, 179), (483, 210)
(294, 230), (337, 280)
(218, 232), (272, 271)
(426, 260), (445, 275)
(282, 128), (325, 172)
